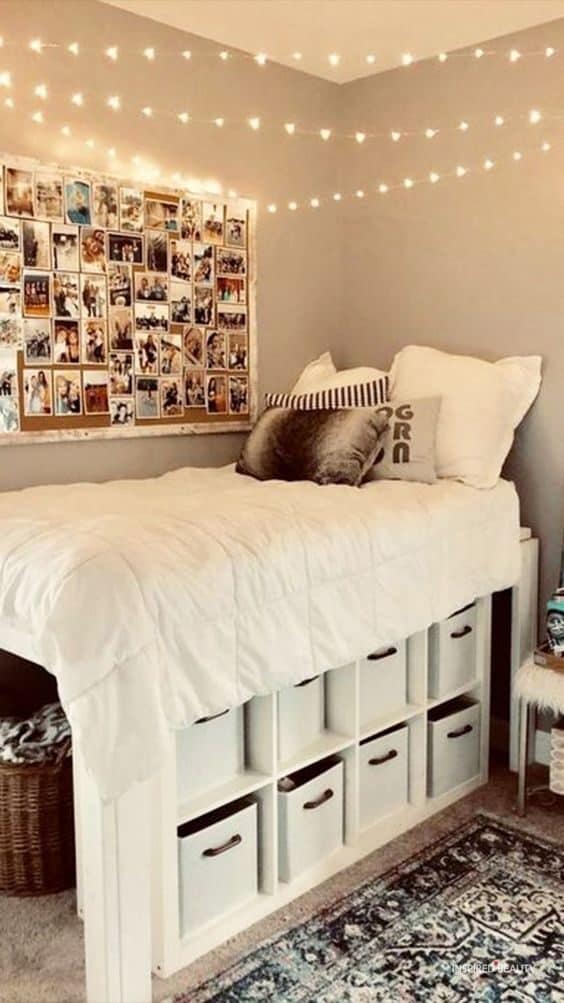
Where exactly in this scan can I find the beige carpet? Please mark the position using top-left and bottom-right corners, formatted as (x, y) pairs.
(0, 764), (561, 1003)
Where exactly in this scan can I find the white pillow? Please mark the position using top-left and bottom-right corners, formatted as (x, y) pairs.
(291, 352), (336, 394)
(292, 352), (389, 395)
(390, 345), (542, 489)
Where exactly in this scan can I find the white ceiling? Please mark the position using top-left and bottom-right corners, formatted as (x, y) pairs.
(103, 0), (564, 82)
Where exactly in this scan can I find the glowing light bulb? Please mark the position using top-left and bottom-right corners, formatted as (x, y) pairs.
(333, 192), (342, 201)
(402, 53), (413, 66)
(495, 114), (504, 126)
(143, 47), (155, 60)
(255, 53), (267, 66)
(219, 50), (229, 61)
(509, 48), (521, 62)
(391, 130), (401, 142)
(513, 150), (522, 161)
(292, 52), (302, 61)
(71, 92), (84, 106)
(320, 128), (331, 141)
(459, 120), (469, 131)
(425, 128), (437, 139)
(31, 110), (44, 124)
(34, 83), (47, 100)
(529, 109), (541, 124)
(542, 141), (551, 152)
(438, 52), (448, 62)
(403, 177), (414, 189)
(227, 189), (238, 198)
(248, 116), (260, 130)
(355, 131), (366, 143)
(4, 96), (14, 109)
(61, 124), (71, 136)
(29, 38), (43, 54)
(178, 111), (190, 124)
(182, 50), (191, 60)
(288, 201), (298, 211)
(484, 159), (494, 170)
(378, 183), (389, 194)
(456, 165), (467, 177)
(310, 197), (320, 208)
(328, 53), (340, 67)
(284, 122), (296, 135)
(0, 71), (11, 88)
(107, 147), (116, 158)
(366, 54), (376, 65)
(105, 45), (118, 61)
(474, 47), (484, 59)
(267, 203), (277, 213)
(429, 172), (440, 183)
(85, 138), (95, 148)
(142, 106), (153, 117)
(545, 46), (556, 58)
(356, 189), (365, 198)
(107, 95), (120, 110)
(66, 41), (79, 56)
(214, 117), (224, 127)
(0, 37), (4, 48)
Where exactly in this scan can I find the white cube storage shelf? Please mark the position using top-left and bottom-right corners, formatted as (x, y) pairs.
(152, 595), (491, 978)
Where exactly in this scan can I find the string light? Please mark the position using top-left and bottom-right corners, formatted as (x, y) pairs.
(29, 38), (44, 54)
(60, 124), (71, 136)
(292, 52), (302, 61)
(142, 106), (153, 117)
(429, 171), (440, 183)
(31, 110), (44, 124)
(219, 51), (229, 61)
(214, 117), (224, 127)
(143, 47), (156, 60)
(378, 184), (389, 194)
(402, 53), (413, 66)
(333, 192), (342, 201)
(513, 150), (522, 161)
(267, 203), (277, 213)
(310, 197), (320, 208)
(438, 52), (448, 63)
(288, 201), (297, 211)
(107, 95), (121, 110)
(509, 48), (521, 63)
(248, 116), (260, 130)
(391, 130), (401, 142)
(425, 128), (437, 139)
(85, 137), (95, 148)
(328, 53), (340, 67)
(71, 92), (84, 106)
(459, 120), (469, 131)
(34, 83), (48, 99)
(107, 146), (116, 158)
(284, 122), (296, 135)
(403, 177), (414, 188)
(542, 141), (551, 151)
(355, 131), (366, 143)
(320, 128), (331, 141)
(355, 189), (365, 198)
(182, 50), (191, 60)
(529, 109), (541, 124)
(545, 46), (556, 58)
(474, 48), (484, 59)
(456, 165), (467, 177)
(366, 54), (376, 65)
(68, 42), (79, 56)
(105, 45), (118, 61)
(255, 53), (267, 66)
(495, 114), (505, 126)
(4, 96), (14, 109)
(178, 111), (190, 124)
(484, 158), (494, 170)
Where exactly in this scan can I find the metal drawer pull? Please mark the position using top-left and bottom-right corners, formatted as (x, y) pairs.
(295, 675), (320, 688)
(368, 646), (397, 661)
(195, 708), (229, 724)
(450, 625), (472, 640)
(303, 787), (334, 810)
(202, 833), (242, 857)
(447, 724), (473, 739)
(368, 749), (398, 766)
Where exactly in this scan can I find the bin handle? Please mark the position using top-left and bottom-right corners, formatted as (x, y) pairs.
(447, 724), (473, 739)
(367, 647), (397, 661)
(368, 749), (398, 766)
(303, 788), (334, 810)
(450, 625), (472, 640)
(294, 675), (320, 688)
(202, 833), (242, 857)
(195, 708), (230, 725)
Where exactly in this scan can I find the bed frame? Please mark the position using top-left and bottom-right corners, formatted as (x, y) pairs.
(2, 532), (538, 1002)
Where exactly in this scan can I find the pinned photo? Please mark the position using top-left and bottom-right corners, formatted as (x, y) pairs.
(6, 168), (34, 217)
(170, 282), (191, 323)
(193, 243), (214, 285)
(180, 198), (202, 240)
(120, 187), (143, 232)
(206, 330), (226, 370)
(81, 274), (107, 319)
(80, 227), (107, 273)
(161, 378), (183, 417)
(194, 286), (214, 326)
(92, 182), (118, 228)
(109, 352), (134, 395)
(0, 216), (20, 250)
(135, 301), (168, 333)
(229, 374), (249, 414)
(110, 397), (134, 426)
(22, 219), (51, 269)
(23, 272), (51, 318)
(145, 197), (178, 231)
(23, 368), (52, 415)
(146, 229), (168, 272)
(217, 305), (247, 332)
(217, 275), (246, 304)
(170, 239), (191, 283)
(53, 319), (80, 364)
(183, 325), (204, 367)
(52, 224), (79, 270)
(64, 178), (92, 226)
(0, 251), (21, 286)
(203, 202), (224, 244)
(108, 231), (143, 264)
(54, 370), (82, 415)
(0, 286), (19, 314)
(185, 369), (205, 408)
(82, 319), (108, 365)
(135, 271), (168, 302)
(109, 307), (134, 351)
(83, 370), (110, 414)
(0, 316), (22, 349)
(217, 247), (246, 275)
(225, 208), (247, 248)
(206, 373), (227, 414)
(53, 272), (80, 318)
(160, 332), (182, 375)
(0, 361), (17, 398)
(35, 172), (64, 221)
(108, 263), (132, 307)
(0, 395), (19, 433)
(228, 333), (248, 370)
(24, 318), (52, 364)
(135, 376), (160, 419)
(135, 331), (159, 374)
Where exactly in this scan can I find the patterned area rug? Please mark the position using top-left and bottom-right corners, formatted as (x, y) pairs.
(184, 814), (563, 1002)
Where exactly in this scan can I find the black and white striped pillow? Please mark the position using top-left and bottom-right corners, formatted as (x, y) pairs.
(265, 376), (389, 411)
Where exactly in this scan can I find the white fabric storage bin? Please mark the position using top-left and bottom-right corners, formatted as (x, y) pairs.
(178, 798), (258, 937)
(176, 707), (244, 805)
(359, 643), (407, 728)
(427, 698), (480, 797)
(429, 604), (477, 699)
(278, 757), (343, 882)
(277, 675), (324, 763)
(359, 724), (408, 829)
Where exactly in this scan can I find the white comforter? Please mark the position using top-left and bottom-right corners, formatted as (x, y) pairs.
(0, 465), (521, 799)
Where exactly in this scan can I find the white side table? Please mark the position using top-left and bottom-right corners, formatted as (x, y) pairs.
(515, 659), (564, 815)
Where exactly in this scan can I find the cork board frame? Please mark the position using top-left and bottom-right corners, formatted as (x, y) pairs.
(0, 153), (257, 446)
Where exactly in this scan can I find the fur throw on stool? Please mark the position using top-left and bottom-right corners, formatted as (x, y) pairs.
(515, 661), (564, 715)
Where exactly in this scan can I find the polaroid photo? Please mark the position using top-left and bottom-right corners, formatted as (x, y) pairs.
(185, 369), (205, 408)
(6, 167), (34, 217)
(53, 319), (80, 365)
(180, 197), (202, 241)
(0, 216), (20, 250)
(217, 275), (246, 305)
(161, 378), (183, 417)
(108, 231), (144, 264)
(22, 219), (51, 270)
(228, 333), (248, 370)
(80, 227), (107, 273)
(110, 397), (135, 426)
(0, 285), (20, 314)
(92, 182), (119, 228)
(0, 357), (17, 398)
(216, 246), (246, 276)
(135, 301), (168, 333)
(54, 370), (82, 416)
(0, 395), (19, 433)
(183, 325), (204, 368)
(53, 272), (80, 319)
(203, 202), (224, 244)
(82, 319), (108, 365)
(109, 352), (134, 395)
(205, 330), (226, 370)
(217, 305), (247, 332)
(23, 367), (52, 416)
(135, 376), (160, 419)
(170, 282), (191, 324)
(134, 271), (168, 303)
(80, 274), (107, 319)
(23, 271), (51, 318)
(144, 197), (179, 231)
(108, 263), (132, 307)
(34, 171), (64, 222)
(64, 178), (92, 226)
(83, 370), (110, 415)
(225, 208), (247, 249)
(52, 224), (79, 271)
(145, 229), (168, 273)
(108, 307), (134, 351)
(194, 286), (215, 327)
(0, 251), (21, 286)
(229, 374), (249, 415)
(206, 373), (227, 414)
(119, 187), (143, 232)
(134, 331), (160, 374)
(170, 239), (191, 283)
(24, 317), (52, 364)
(193, 243), (214, 285)
(0, 316), (22, 350)
(160, 332), (182, 375)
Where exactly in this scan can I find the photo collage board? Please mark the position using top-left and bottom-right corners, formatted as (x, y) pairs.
(0, 157), (255, 443)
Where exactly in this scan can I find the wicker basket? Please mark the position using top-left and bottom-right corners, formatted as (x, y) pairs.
(534, 643), (564, 673)
(0, 739), (75, 896)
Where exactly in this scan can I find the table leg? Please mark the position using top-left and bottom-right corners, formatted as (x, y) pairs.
(517, 697), (529, 816)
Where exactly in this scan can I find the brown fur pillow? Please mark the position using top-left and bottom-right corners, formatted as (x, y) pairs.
(236, 407), (389, 485)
